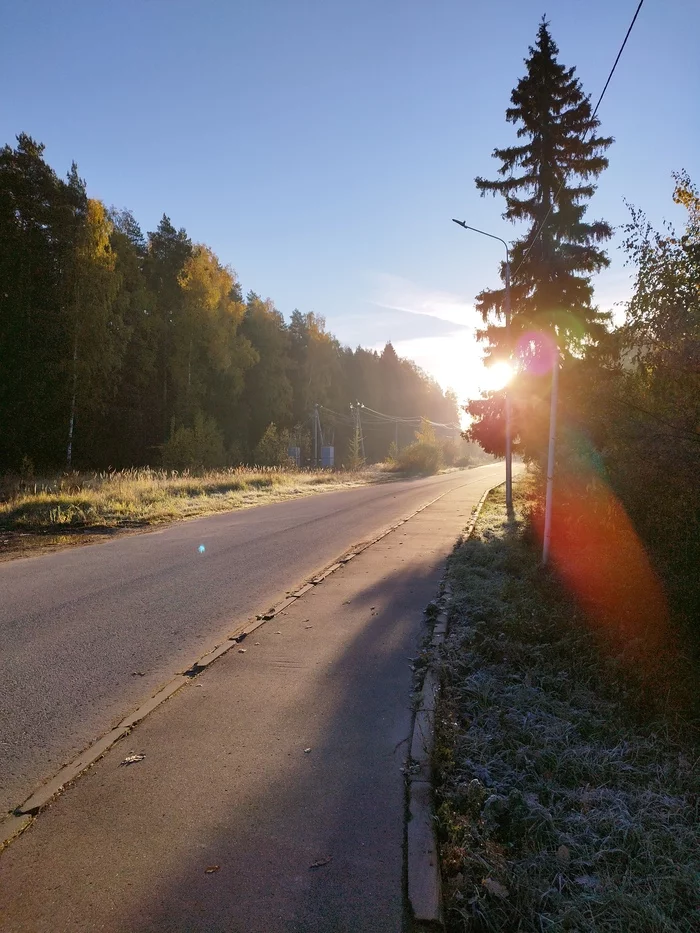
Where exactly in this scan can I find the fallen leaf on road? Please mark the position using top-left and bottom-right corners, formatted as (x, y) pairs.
(274, 631), (282, 634)
(238, 648), (246, 653)
(305, 625), (313, 629)
(482, 878), (509, 899)
(120, 754), (145, 766)
(131, 671), (145, 676)
(204, 865), (220, 874)
(309, 856), (332, 869)
(304, 748), (312, 753)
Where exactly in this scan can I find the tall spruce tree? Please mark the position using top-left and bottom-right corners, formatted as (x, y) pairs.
(474, 19), (613, 356)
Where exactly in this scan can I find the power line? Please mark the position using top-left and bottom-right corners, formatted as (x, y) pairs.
(319, 402), (461, 434)
(512, 0), (645, 278)
(361, 404), (460, 430)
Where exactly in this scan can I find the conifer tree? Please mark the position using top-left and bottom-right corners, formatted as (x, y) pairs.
(475, 18), (613, 356)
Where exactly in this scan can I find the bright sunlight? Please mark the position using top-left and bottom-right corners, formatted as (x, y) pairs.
(479, 360), (515, 392)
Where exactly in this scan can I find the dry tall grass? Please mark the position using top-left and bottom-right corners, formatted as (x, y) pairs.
(0, 466), (383, 532)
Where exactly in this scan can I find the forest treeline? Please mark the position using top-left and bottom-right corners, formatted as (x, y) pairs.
(0, 134), (459, 473)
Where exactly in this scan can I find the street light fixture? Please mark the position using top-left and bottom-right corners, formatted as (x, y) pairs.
(452, 219), (513, 514)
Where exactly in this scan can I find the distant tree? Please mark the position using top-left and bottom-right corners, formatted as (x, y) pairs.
(144, 215), (193, 441)
(239, 293), (293, 451)
(467, 18), (613, 458)
(288, 310), (344, 421)
(252, 423), (292, 467)
(0, 136), (78, 467)
(97, 208), (158, 466)
(346, 420), (365, 472)
(175, 245), (256, 446)
(64, 197), (123, 467)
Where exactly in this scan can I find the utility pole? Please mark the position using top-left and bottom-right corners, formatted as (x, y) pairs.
(316, 405), (324, 466)
(542, 345), (559, 566)
(504, 257), (513, 515)
(313, 403), (318, 468)
(359, 404), (365, 460)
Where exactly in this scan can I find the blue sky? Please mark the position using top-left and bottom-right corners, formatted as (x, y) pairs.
(2, 0), (698, 402)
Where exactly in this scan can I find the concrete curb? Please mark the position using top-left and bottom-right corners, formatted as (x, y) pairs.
(405, 482), (501, 929)
(0, 475), (482, 852)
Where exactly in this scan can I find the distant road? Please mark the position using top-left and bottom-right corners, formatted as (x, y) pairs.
(0, 464), (507, 814)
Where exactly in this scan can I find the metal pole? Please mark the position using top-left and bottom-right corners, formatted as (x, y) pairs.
(358, 404), (365, 461)
(542, 345), (559, 566)
(313, 403), (318, 468)
(504, 257), (513, 515)
(452, 219), (513, 512)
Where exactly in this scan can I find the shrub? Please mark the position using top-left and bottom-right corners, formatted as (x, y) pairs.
(392, 418), (444, 474)
(395, 440), (442, 475)
(252, 423), (294, 467)
(441, 438), (458, 465)
(162, 412), (226, 471)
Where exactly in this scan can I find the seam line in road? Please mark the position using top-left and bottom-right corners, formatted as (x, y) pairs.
(0, 471), (498, 851)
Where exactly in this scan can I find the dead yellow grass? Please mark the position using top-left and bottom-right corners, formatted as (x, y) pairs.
(0, 466), (388, 533)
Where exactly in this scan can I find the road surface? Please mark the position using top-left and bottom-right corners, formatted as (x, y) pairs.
(0, 464), (507, 816)
(0, 462), (519, 933)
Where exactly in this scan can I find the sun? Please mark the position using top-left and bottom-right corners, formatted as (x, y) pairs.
(479, 361), (515, 393)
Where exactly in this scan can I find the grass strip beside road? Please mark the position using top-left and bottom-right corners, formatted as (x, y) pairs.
(0, 466), (391, 559)
(434, 479), (699, 933)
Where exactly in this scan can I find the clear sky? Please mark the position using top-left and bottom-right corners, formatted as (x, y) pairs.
(2, 0), (698, 405)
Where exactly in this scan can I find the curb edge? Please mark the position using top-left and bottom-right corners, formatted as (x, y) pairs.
(406, 481), (501, 929)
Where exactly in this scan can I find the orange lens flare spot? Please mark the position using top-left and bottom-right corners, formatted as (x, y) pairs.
(535, 476), (670, 660)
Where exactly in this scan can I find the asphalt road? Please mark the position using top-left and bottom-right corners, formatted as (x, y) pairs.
(0, 465), (518, 933)
(0, 464), (506, 816)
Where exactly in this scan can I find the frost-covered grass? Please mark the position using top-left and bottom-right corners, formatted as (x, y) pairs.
(0, 465), (387, 533)
(435, 480), (699, 933)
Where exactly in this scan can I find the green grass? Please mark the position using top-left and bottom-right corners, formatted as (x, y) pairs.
(0, 465), (387, 534)
(434, 478), (699, 933)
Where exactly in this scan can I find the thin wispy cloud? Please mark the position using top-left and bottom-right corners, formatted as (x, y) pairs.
(371, 273), (476, 329)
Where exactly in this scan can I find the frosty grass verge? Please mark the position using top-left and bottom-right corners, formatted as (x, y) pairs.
(434, 481), (699, 933)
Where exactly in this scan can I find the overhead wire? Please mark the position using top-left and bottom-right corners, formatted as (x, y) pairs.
(318, 404), (461, 442)
(360, 404), (460, 430)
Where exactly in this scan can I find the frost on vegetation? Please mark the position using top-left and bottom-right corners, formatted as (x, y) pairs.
(435, 487), (700, 933)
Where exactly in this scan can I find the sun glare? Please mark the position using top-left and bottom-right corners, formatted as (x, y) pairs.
(480, 361), (515, 392)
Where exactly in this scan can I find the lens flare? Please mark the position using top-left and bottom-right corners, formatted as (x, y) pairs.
(515, 331), (557, 375)
(533, 429), (670, 663)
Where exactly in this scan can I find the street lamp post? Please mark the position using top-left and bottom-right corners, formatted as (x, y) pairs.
(452, 219), (513, 514)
